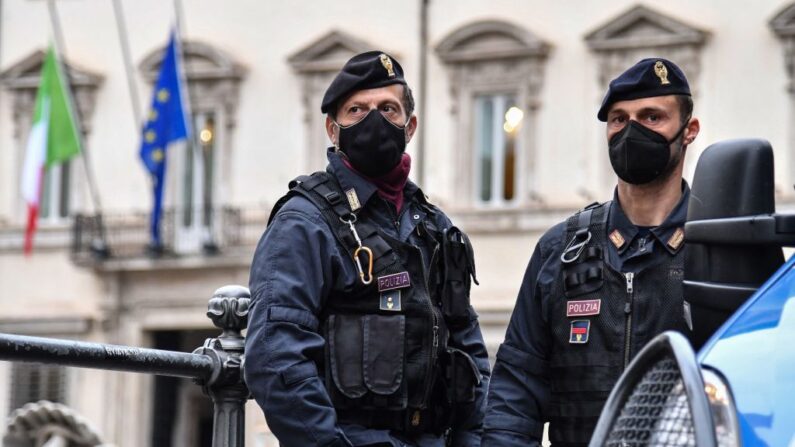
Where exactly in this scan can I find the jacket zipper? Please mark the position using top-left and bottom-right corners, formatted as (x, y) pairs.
(418, 243), (442, 413)
(623, 272), (634, 369)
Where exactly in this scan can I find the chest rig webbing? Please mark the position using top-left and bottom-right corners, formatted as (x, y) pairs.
(546, 202), (686, 447)
(269, 171), (409, 284)
(269, 171), (479, 434)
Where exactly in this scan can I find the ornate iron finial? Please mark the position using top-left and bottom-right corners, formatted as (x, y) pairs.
(206, 285), (250, 333)
(206, 285), (250, 355)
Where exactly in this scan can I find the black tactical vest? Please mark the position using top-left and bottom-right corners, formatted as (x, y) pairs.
(546, 202), (687, 446)
(268, 171), (480, 434)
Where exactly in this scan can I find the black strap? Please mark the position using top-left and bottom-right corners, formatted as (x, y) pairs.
(269, 171), (403, 278)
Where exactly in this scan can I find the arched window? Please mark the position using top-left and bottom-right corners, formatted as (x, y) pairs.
(288, 30), (380, 172)
(139, 41), (246, 254)
(585, 4), (708, 197)
(1, 50), (102, 228)
(436, 20), (550, 208)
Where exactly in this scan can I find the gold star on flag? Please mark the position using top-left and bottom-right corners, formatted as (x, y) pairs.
(148, 109), (158, 121)
(151, 148), (164, 163)
(145, 130), (156, 143)
(157, 88), (170, 103)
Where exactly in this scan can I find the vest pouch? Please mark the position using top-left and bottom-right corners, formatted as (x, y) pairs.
(328, 314), (367, 399)
(443, 347), (481, 404)
(327, 314), (407, 409)
(363, 314), (405, 395)
(441, 227), (477, 325)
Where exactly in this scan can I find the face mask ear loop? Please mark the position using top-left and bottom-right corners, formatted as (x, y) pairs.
(668, 115), (692, 145)
(332, 120), (342, 152)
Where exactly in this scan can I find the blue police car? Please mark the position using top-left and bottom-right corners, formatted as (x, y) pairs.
(589, 139), (795, 446)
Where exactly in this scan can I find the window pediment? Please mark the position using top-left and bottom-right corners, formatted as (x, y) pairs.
(0, 49), (103, 91)
(288, 30), (375, 74)
(436, 20), (550, 63)
(585, 5), (708, 51)
(139, 40), (246, 83)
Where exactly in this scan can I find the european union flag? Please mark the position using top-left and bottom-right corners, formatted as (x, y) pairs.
(140, 30), (190, 248)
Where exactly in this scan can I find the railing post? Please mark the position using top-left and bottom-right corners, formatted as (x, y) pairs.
(195, 285), (251, 447)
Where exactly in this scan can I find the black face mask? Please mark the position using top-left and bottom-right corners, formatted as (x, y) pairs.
(337, 110), (407, 177)
(608, 120), (689, 185)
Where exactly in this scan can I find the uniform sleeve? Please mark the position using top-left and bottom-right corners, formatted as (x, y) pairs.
(244, 206), (351, 447)
(447, 307), (491, 446)
(482, 228), (561, 447)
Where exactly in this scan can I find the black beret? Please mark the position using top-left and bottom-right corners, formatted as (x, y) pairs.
(321, 51), (407, 114)
(597, 58), (690, 121)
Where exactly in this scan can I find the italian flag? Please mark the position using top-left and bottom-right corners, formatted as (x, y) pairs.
(20, 46), (82, 254)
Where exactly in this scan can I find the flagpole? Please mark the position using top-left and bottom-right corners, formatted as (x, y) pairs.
(111, 0), (143, 129)
(46, 0), (108, 256)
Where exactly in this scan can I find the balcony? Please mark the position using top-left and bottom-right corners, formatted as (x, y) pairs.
(70, 207), (269, 268)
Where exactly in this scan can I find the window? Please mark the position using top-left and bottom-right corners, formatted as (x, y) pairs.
(0, 49), (101, 227)
(585, 4), (706, 196)
(474, 94), (523, 205)
(8, 363), (67, 412)
(39, 162), (72, 221)
(139, 41), (245, 254)
(180, 112), (215, 230)
(288, 30), (377, 172)
(436, 20), (549, 208)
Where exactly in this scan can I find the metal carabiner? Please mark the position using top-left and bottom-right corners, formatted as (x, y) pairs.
(560, 230), (592, 264)
(340, 214), (374, 285)
(353, 246), (374, 285)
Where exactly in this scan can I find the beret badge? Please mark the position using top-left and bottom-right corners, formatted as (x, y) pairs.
(654, 61), (670, 85)
(380, 54), (395, 78)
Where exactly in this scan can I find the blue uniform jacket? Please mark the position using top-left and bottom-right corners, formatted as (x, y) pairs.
(245, 151), (491, 447)
(482, 184), (689, 446)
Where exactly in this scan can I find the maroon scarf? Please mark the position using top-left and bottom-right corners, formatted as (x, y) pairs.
(342, 153), (412, 213)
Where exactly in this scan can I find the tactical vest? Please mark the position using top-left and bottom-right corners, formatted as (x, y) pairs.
(268, 171), (480, 434)
(546, 202), (687, 446)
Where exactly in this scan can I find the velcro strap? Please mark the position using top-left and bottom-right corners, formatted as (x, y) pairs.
(495, 343), (548, 376)
(268, 305), (319, 331)
(564, 273), (581, 290)
(584, 267), (602, 281)
(576, 209), (593, 233)
(584, 246), (602, 260)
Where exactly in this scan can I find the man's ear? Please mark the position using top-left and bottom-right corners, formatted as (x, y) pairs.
(325, 115), (339, 147)
(684, 117), (700, 146)
(405, 115), (418, 143)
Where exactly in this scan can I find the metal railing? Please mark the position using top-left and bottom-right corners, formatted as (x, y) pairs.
(0, 285), (252, 447)
(71, 207), (270, 263)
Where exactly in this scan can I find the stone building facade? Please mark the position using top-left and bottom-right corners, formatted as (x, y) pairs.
(2, 0), (795, 445)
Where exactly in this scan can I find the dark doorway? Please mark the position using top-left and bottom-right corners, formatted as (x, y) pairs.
(150, 329), (216, 447)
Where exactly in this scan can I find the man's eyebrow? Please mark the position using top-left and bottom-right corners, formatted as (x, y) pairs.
(608, 105), (668, 117)
(636, 106), (668, 115)
(607, 108), (627, 117)
(378, 98), (401, 107)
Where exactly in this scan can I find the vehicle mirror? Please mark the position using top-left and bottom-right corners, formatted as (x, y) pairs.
(685, 139), (784, 349)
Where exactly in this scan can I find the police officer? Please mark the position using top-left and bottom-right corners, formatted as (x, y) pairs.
(482, 58), (701, 446)
(245, 51), (490, 447)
